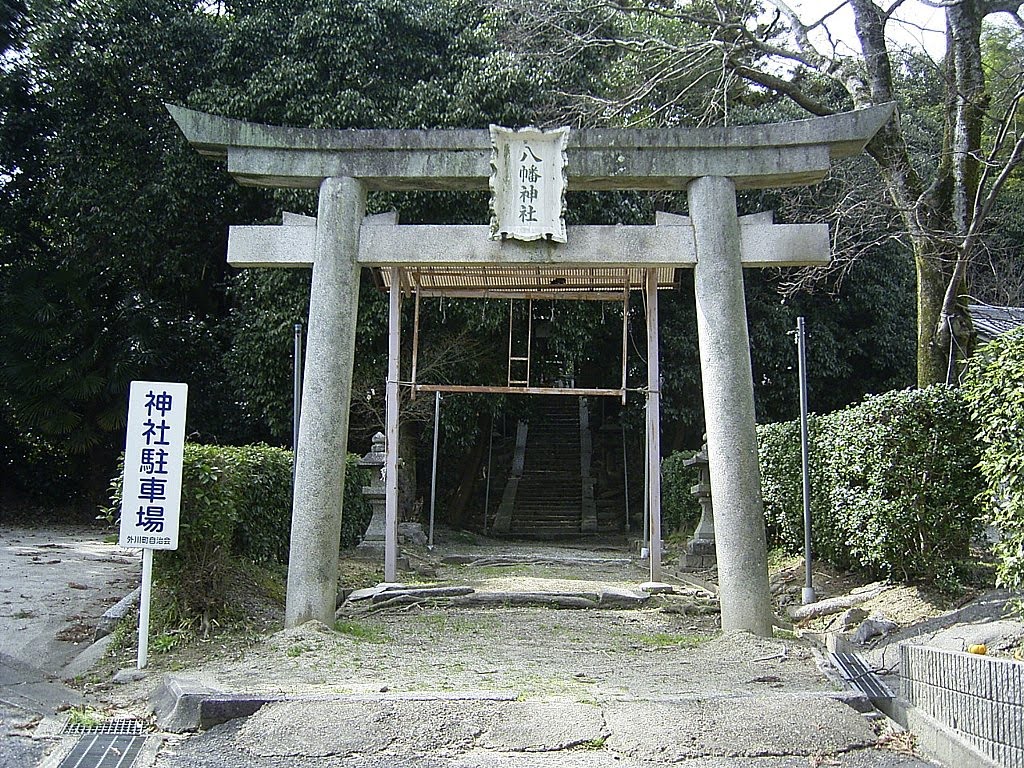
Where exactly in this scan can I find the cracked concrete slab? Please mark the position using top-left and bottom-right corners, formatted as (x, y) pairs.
(603, 695), (877, 760)
(153, 713), (936, 768)
(0, 526), (139, 676)
(475, 701), (605, 752)
(236, 699), (608, 758)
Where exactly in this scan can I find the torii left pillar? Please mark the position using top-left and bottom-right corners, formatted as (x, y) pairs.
(285, 176), (365, 627)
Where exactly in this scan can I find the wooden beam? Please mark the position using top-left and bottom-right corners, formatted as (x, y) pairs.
(412, 384), (626, 398)
(621, 283), (630, 405)
(411, 288), (652, 301)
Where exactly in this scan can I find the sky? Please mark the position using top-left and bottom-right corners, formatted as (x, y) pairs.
(788, 1), (947, 59)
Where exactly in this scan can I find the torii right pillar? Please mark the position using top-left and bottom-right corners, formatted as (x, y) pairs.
(689, 176), (772, 635)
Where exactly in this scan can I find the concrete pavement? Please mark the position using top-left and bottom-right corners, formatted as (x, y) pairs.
(150, 693), (936, 767)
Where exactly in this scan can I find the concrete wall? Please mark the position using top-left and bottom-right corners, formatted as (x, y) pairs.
(901, 643), (1023, 767)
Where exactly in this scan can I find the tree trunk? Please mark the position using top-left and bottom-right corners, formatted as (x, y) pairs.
(914, 240), (955, 385)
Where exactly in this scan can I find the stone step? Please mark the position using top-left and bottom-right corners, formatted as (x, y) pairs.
(513, 507), (581, 514)
(513, 516), (582, 524)
(514, 506), (582, 514)
(512, 508), (581, 515)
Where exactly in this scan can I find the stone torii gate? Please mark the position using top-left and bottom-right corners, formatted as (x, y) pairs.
(169, 103), (892, 636)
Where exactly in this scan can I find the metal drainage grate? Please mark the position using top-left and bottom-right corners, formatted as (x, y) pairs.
(61, 717), (145, 736)
(830, 651), (894, 702)
(57, 734), (146, 768)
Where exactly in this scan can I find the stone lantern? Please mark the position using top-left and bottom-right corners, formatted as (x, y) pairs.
(680, 443), (716, 571)
(354, 432), (386, 557)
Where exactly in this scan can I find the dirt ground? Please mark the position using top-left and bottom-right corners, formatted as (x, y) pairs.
(80, 536), (814, 712)
(70, 529), (1016, 725)
(4, 522), (1018, 742)
(0, 525), (140, 673)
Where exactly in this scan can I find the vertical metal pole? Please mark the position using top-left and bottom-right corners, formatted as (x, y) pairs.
(642, 438), (649, 550)
(797, 316), (816, 604)
(621, 283), (630, 405)
(483, 421), (494, 534)
(293, 322), (303, 467)
(428, 391), (440, 549)
(136, 548), (153, 669)
(645, 268), (663, 582)
(411, 274), (421, 400)
(622, 421), (630, 533)
(385, 268), (401, 582)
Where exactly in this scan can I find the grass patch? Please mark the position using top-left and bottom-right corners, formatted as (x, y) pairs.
(413, 611), (500, 636)
(334, 619), (387, 643)
(66, 705), (106, 729)
(285, 643), (307, 657)
(151, 631), (186, 654)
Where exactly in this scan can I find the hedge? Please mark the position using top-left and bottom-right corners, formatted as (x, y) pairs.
(755, 385), (982, 583)
(661, 450), (702, 535)
(107, 444), (370, 622)
(962, 328), (1024, 594)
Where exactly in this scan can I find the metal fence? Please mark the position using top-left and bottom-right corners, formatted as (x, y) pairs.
(901, 643), (1023, 767)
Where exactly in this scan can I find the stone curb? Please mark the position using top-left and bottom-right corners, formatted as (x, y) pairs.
(197, 690), (528, 730)
(57, 586), (142, 680)
(878, 697), (1002, 768)
(150, 672), (873, 734)
(151, 675), (524, 732)
(95, 587), (141, 640)
(815, 631), (1006, 767)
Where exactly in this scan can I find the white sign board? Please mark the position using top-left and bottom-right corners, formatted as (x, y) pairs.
(118, 381), (188, 550)
(489, 125), (568, 243)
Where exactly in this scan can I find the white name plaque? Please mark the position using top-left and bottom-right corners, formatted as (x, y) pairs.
(489, 125), (568, 243)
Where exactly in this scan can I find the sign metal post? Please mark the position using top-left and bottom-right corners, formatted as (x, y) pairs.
(117, 380), (188, 669)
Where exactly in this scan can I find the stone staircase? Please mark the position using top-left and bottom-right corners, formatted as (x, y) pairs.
(493, 397), (597, 538)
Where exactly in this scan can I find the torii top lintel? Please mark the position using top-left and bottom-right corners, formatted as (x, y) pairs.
(166, 103), (894, 193)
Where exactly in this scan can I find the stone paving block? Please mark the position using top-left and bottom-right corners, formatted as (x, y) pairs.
(150, 675), (224, 733)
(603, 696), (876, 760)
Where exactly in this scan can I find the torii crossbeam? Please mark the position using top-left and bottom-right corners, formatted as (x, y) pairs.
(169, 103), (893, 635)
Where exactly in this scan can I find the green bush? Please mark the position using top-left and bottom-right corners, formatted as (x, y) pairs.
(341, 454), (372, 549)
(159, 444), (242, 621)
(231, 445), (294, 564)
(107, 444), (371, 623)
(963, 328), (1024, 594)
(758, 419), (823, 551)
(661, 450), (701, 534)
(757, 385), (982, 583)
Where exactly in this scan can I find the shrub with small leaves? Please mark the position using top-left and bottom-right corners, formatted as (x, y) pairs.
(963, 328), (1024, 594)
(340, 454), (372, 549)
(154, 443), (241, 622)
(757, 385), (981, 583)
(660, 451), (701, 535)
(106, 443), (371, 624)
(231, 445), (294, 564)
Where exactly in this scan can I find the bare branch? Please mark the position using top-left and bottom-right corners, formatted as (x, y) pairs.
(730, 64), (835, 116)
(881, 0), (911, 23)
(762, 0), (828, 61)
